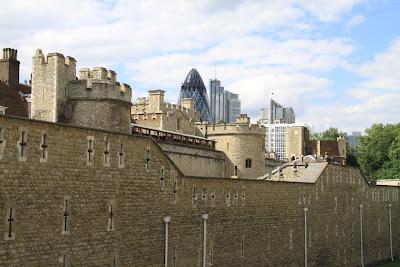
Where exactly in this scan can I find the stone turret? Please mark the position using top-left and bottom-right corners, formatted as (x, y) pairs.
(31, 49), (76, 122)
(31, 49), (133, 133)
(198, 114), (266, 179)
(65, 67), (132, 133)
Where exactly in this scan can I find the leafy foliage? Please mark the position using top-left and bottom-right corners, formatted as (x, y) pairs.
(357, 123), (400, 181)
(346, 146), (358, 166)
(311, 127), (346, 141)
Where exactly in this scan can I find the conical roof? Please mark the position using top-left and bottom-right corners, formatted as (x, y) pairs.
(179, 68), (211, 122)
(182, 68), (206, 90)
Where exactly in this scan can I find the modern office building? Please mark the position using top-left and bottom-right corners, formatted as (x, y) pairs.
(225, 90), (241, 123)
(259, 99), (295, 124)
(179, 68), (211, 122)
(263, 123), (312, 161)
(209, 78), (241, 123)
(346, 131), (362, 148)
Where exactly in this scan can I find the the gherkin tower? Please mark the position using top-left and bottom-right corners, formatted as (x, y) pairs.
(178, 68), (211, 122)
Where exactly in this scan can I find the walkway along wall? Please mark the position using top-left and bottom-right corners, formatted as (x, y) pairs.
(0, 115), (399, 266)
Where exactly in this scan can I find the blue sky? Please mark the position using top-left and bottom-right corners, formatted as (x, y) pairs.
(1, 0), (399, 133)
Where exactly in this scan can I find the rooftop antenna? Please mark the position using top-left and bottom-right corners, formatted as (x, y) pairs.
(214, 66), (217, 80)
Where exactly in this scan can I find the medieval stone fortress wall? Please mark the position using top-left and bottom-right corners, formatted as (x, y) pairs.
(0, 48), (399, 266)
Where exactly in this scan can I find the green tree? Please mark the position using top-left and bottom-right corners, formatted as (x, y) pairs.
(357, 123), (400, 181)
(346, 146), (358, 166)
(311, 127), (346, 141)
(321, 127), (346, 141)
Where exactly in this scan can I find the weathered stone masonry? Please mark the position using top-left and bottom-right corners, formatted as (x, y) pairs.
(0, 115), (399, 266)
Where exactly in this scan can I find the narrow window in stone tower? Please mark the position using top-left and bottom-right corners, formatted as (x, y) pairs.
(245, 159), (252, 168)
(241, 236), (245, 258)
(59, 254), (67, 267)
(209, 240), (214, 265)
(192, 187), (197, 207)
(104, 141), (110, 167)
(173, 250), (177, 267)
(18, 129), (28, 161)
(241, 187), (246, 206)
(173, 179), (177, 204)
(202, 188), (207, 204)
(176, 118), (182, 131)
(234, 189), (239, 206)
(5, 206), (16, 241)
(40, 133), (48, 162)
(145, 147), (151, 172)
(107, 200), (116, 231)
(234, 166), (238, 176)
(378, 218), (381, 235)
(289, 229), (293, 250)
(226, 188), (231, 207)
(334, 197), (338, 213)
(0, 126), (5, 160)
(86, 136), (94, 165)
(211, 190), (216, 207)
(118, 143), (125, 168)
(62, 196), (71, 235)
(112, 255), (118, 267)
(160, 167), (165, 191)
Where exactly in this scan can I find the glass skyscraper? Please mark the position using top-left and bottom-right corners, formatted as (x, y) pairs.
(259, 99), (295, 124)
(179, 68), (211, 122)
(209, 78), (241, 123)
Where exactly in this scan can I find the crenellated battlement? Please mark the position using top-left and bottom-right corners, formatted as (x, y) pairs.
(33, 49), (76, 67)
(79, 67), (116, 82)
(205, 122), (266, 136)
(67, 67), (132, 103)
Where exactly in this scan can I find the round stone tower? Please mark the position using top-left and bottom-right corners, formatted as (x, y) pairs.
(201, 114), (266, 179)
(64, 67), (132, 133)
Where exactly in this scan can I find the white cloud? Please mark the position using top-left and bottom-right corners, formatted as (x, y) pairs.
(3, 0), (392, 134)
(346, 14), (366, 28)
(355, 38), (400, 90)
(297, 0), (364, 22)
(305, 37), (400, 133)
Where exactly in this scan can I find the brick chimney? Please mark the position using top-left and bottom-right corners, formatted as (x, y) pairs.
(0, 48), (20, 86)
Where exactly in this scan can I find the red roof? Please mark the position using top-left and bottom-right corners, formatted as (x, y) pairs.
(0, 81), (29, 117)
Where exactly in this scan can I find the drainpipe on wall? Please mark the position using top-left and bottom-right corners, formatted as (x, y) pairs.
(164, 216), (171, 267)
(304, 207), (308, 267)
(202, 213), (208, 267)
(359, 204), (364, 267)
(388, 204), (393, 262)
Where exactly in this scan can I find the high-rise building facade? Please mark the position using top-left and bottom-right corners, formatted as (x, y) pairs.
(259, 99), (295, 124)
(209, 79), (224, 122)
(209, 78), (241, 123)
(179, 68), (211, 122)
(346, 131), (362, 148)
(264, 123), (311, 161)
(225, 91), (241, 123)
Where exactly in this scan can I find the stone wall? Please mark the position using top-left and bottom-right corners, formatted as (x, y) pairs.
(159, 142), (233, 178)
(0, 115), (399, 266)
